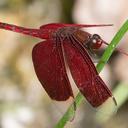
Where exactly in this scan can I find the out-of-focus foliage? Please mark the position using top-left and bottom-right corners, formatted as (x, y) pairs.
(0, 0), (128, 128)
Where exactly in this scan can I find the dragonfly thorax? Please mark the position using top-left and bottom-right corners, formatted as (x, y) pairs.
(55, 27), (79, 39)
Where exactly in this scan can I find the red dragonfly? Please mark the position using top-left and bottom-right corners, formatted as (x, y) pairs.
(0, 22), (117, 108)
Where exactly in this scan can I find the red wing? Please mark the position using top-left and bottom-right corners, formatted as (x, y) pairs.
(32, 40), (73, 101)
(40, 23), (112, 29)
(63, 36), (116, 107)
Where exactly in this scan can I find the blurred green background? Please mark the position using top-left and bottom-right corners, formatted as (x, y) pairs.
(0, 0), (128, 128)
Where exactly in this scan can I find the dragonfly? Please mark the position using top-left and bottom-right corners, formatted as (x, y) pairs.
(0, 22), (117, 109)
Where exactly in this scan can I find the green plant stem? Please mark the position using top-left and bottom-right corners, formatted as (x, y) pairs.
(55, 20), (128, 128)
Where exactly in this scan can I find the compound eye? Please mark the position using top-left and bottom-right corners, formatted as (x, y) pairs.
(92, 34), (101, 40)
(91, 34), (102, 49)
